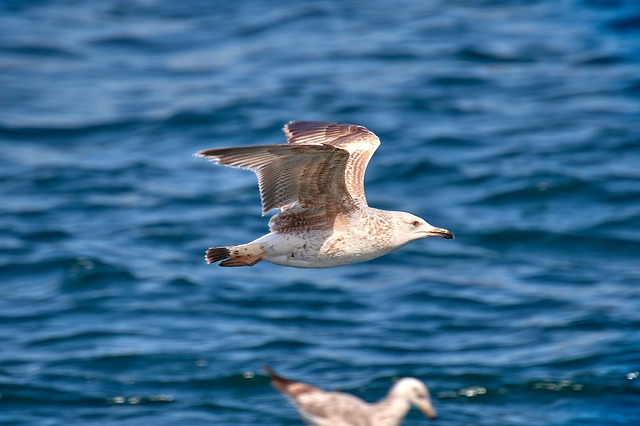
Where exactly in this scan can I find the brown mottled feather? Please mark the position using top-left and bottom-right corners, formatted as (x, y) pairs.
(268, 209), (339, 234)
(196, 144), (353, 217)
(283, 121), (380, 204)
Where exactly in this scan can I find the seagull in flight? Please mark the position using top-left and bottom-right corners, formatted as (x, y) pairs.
(196, 121), (453, 268)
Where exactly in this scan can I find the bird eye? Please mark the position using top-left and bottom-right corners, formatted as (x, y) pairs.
(411, 221), (420, 227)
(413, 387), (426, 398)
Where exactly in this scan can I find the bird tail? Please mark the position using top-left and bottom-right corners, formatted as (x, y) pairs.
(263, 366), (293, 384)
(263, 366), (297, 394)
(205, 244), (265, 267)
(262, 366), (315, 396)
(205, 247), (231, 264)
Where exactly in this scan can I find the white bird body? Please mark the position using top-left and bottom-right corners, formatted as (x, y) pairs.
(244, 206), (440, 268)
(264, 367), (437, 426)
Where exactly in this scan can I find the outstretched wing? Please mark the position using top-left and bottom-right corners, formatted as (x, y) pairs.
(283, 121), (381, 204)
(196, 143), (354, 216)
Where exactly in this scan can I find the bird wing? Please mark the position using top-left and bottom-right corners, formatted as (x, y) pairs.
(196, 144), (355, 217)
(283, 121), (381, 205)
(263, 367), (372, 426)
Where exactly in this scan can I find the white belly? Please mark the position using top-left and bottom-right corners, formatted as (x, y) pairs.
(250, 231), (389, 268)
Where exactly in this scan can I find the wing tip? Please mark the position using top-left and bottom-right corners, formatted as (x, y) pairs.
(194, 149), (218, 159)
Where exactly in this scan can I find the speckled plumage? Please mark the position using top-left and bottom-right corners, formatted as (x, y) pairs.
(197, 121), (453, 268)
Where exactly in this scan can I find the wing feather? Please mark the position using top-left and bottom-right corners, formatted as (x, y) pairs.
(196, 144), (354, 216)
(263, 367), (371, 426)
(283, 121), (381, 204)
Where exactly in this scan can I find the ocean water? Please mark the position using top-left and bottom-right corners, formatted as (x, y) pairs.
(1, 0), (640, 425)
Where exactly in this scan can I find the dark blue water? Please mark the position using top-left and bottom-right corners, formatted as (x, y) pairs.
(2, 1), (640, 425)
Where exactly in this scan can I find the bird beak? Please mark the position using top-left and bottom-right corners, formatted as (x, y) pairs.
(415, 398), (437, 419)
(425, 226), (454, 239)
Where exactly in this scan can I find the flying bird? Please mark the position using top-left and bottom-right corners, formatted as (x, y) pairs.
(196, 121), (453, 268)
(263, 366), (437, 426)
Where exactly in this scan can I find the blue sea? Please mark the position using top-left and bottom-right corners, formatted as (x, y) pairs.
(1, 1), (640, 425)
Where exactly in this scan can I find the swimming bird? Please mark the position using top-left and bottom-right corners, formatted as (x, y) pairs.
(263, 366), (437, 425)
(197, 121), (453, 268)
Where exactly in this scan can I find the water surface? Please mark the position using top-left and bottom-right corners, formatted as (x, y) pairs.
(1, 1), (640, 425)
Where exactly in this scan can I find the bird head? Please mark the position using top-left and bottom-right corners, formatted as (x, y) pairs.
(390, 377), (437, 419)
(394, 212), (454, 245)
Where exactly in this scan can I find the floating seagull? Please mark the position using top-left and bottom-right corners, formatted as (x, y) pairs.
(197, 121), (453, 268)
(263, 366), (437, 425)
